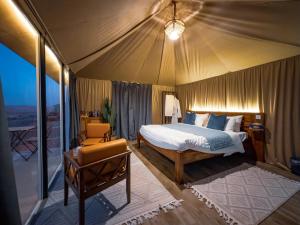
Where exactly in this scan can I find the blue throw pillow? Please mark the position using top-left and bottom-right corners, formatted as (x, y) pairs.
(183, 112), (196, 125)
(207, 113), (227, 130)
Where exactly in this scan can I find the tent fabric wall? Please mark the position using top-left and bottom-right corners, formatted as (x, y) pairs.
(152, 85), (175, 124)
(176, 55), (300, 168)
(76, 78), (112, 113)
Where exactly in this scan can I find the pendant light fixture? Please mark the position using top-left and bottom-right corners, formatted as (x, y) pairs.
(164, 1), (185, 41)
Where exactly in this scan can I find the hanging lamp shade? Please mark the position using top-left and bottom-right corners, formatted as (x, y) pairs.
(164, 19), (185, 40)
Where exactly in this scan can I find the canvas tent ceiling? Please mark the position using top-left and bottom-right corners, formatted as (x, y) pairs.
(28, 0), (300, 85)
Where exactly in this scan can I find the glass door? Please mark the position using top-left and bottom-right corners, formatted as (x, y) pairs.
(0, 42), (40, 223)
(0, 1), (68, 223)
(45, 45), (62, 184)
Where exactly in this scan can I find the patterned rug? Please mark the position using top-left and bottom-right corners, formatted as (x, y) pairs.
(33, 152), (182, 225)
(186, 163), (300, 225)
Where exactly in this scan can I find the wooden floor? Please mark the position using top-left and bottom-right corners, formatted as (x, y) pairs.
(128, 141), (300, 225)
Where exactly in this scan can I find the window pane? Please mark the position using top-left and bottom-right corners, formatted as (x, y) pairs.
(0, 43), (39, 223)
(45, 46), (62, 183)
(64, 69), (70, 150)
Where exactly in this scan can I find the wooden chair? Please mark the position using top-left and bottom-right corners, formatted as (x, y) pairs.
(64, 139), (131, 225)
(80, 123), (111, 146)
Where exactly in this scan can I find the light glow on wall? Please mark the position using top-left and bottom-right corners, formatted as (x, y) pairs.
(45, 45), (62, 82)
(46, 45), (60, 66)
(7, 0), (38, 37)
(64, 68), (69, 83)
(191, 105), (260, 113)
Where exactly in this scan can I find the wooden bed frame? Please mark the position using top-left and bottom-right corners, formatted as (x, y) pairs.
(137, 111), (264, 184)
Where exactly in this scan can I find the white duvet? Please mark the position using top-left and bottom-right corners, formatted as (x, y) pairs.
(139, 124), (245, 156)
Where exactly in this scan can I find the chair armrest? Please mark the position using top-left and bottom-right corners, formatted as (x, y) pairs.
(79, 150), (131, 170)
(64, 152), (80, 170)
(64, 150), (131, 175)
(103, 128), (112, 142)
(78, 138), (127, 165)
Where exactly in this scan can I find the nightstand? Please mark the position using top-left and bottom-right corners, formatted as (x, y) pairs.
(249, 128), (265, 162)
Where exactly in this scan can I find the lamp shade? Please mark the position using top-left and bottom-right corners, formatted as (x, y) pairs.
(164, 19), (185, 41)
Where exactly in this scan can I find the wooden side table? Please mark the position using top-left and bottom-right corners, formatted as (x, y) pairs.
(249, 128), (265, 162)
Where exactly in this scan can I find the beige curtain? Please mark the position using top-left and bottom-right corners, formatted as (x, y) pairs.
(152, 85), (175, 124)
(76, 78), (112, 113)
(176, 55), (300, 167)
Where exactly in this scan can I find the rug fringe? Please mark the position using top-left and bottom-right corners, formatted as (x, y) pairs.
(116, 199), (183, 225)
(186, 185), (239, 225)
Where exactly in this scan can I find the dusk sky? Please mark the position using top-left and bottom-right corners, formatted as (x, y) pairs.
(0, 43), (60, 106)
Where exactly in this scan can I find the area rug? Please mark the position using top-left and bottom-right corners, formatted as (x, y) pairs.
(186, 163), (300, 225)
(33, 152), (182, 225)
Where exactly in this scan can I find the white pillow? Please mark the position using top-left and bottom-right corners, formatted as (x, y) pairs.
(195, 113), (209, 127)
(225, 115), (243, 132)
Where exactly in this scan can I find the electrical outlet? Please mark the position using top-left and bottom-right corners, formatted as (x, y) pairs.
(256, 114), (261, 120)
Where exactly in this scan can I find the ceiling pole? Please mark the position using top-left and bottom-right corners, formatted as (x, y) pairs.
(173, 1), (176, 20)
(157, 30), (166, 84)
(173, 1), (176, 31)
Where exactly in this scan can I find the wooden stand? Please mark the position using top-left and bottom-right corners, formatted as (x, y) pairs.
(249, 128), (265, 162)
(162, 91), (177, 124)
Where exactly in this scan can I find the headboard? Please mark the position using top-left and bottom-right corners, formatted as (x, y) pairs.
(187, 110), (265, 133)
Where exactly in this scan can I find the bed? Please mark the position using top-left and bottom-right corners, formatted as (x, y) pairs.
(137, 111), (264, 184)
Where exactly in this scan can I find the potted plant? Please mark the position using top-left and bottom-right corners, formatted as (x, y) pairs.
(101, 98), (116, 132)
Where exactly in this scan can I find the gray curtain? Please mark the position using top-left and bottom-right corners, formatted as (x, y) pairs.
(0, 80), (22, 225)
(69, 72), (80, 147)
(112, 81), (152, 140)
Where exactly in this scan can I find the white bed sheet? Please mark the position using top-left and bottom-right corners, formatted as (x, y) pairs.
(139, 124), (246, 156)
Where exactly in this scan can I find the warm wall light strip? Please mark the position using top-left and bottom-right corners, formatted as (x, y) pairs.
(45, 45), (60, 67)
(7, 0), (38, 36)
(64, 68), (69, 83)
(191, 106), (260, 113)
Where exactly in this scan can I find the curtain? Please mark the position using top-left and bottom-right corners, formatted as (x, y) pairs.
(176, 55), (300, 167)
(0, 80), (22, 225)
(152, 85), (175, 124)
(112, 81), (152, 140)
(76, 78), (111, 113)
(69, 73), (80, 147)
